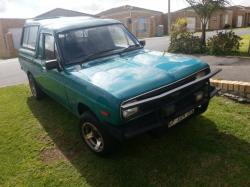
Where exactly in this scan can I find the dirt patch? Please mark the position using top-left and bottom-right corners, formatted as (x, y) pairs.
(40, 147), (66, 164)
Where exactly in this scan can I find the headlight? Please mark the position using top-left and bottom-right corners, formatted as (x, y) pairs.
(122, 107), (139, 119)
(195, 71), (206, 79)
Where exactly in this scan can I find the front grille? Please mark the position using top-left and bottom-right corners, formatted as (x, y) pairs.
(140, 81), (209, 112)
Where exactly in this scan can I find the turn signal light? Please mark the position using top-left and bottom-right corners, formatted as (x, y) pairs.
(100, 111), (109, 117)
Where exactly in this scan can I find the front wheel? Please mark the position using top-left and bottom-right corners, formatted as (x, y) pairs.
(195, 102), (209, 115)
(79, 112), (118, 156)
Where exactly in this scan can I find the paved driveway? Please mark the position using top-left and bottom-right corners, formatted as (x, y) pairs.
(0, 58), (27, 88)
(145, 36), (170, 51)
(195, 55), (250, 82)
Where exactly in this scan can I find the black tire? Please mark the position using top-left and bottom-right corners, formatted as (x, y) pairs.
(195, 102), (209, 115)
(79, 112), (118, 156)
(27, 73), (45, 100)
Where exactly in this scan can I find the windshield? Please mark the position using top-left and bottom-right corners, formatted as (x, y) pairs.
(57, 24), (140, 65)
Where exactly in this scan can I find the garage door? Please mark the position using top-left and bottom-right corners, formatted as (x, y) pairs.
(8, 28), (22, 49)
(187, 17), (196, 32)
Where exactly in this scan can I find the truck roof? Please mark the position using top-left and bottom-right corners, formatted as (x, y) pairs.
(25, 16), (121, 33)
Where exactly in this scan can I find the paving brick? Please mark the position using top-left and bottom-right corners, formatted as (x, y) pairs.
(233, 83), (239, 92)
(218, 82), (223, 89)
(239, 85), (245, 93)
(247, 94), (250, 99)
(222, 83), (228, 90)
(245, 85), (250, 94)
(211, 79), (250, 99)
(228, 82), (234, 91)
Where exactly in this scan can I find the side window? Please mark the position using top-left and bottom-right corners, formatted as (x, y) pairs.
(22, 26), (39, 50)
(28, 26), (39, 49)
(44, 35), (56, 60)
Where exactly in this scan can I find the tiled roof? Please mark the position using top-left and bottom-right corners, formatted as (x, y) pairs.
(97, 5), (163, 16)
(35, 8), (96, 19)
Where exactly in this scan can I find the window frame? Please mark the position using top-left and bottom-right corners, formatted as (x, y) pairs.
(37, 33), (44, 60)
(21, 25), (39, 51)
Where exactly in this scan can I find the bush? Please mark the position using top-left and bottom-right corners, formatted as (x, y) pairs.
(168, 18), (203, 54)
(168, 32), (202, 54)
(207, 31), (241, 55)
(223, 24), (231, 29)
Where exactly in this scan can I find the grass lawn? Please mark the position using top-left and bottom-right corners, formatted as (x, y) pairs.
(239, 34), (250, 55)
(0, 85), (250, 187)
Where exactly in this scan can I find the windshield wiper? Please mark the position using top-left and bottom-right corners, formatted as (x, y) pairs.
(121, 44), (141, 53)
(69, 48), (118, 65)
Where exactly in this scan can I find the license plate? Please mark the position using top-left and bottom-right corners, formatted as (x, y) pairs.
(168, 109), (194, 128)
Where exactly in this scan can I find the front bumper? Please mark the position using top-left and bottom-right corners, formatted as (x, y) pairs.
(105, 69), (221, 141)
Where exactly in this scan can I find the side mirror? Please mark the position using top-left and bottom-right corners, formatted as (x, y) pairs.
(45, 59), (59, 70)
(139, 40), (146, 47)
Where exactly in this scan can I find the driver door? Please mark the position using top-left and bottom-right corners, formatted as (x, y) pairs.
(38, 33), (69, 106)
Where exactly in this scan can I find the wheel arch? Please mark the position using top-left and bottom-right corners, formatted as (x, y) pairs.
(77, 102), (97, 117)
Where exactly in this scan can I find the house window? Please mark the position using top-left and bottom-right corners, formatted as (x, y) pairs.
(225, 14), (229, 24)
(237, 15), (243, 27)
(186, 17), (196, 32)
(200, 22), (209, 30)
(138, 17), (147, 32)
(212, 16), (217, 22)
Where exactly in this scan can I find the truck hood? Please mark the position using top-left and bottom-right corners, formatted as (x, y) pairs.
(68, 50), (209, 100)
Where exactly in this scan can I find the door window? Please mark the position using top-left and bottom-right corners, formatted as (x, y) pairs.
(44, 35), (56, 60)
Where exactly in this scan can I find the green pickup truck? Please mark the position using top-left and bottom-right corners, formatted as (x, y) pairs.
(19, 16), (220, 155)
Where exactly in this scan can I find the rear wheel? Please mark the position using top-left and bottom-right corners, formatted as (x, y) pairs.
(80, 112), (118, 156)
(27, 74), (44, 100)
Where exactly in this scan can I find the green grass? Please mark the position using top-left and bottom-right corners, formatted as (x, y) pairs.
(239, 34), (250, 55)
(0, 85), (250, 187)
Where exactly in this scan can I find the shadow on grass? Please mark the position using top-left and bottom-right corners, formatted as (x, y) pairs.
(27, 96), (250, 186)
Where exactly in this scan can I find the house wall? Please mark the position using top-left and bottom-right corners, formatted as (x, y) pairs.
(169, 9), (234, 32)
(209, 10), (233, 30)
(246, 11), (250, 26)
(170, 9), (202, 31)
(232, 8), (245, 27)
(168, 6), (250, 32)
(0, 19), (25, 59)
(232, 7), (250, 27)
(99, 10), (163, 38)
